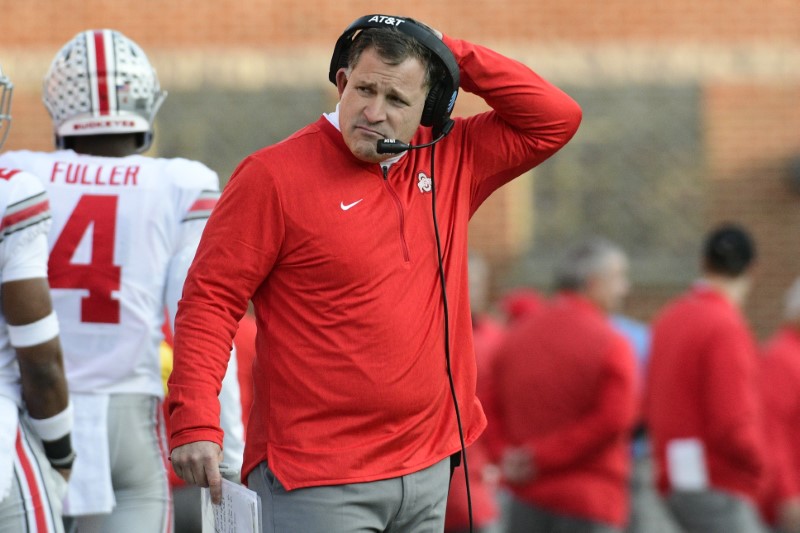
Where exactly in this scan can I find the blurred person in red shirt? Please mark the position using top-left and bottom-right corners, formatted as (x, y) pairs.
(645, 223), (767, 533)
(759, 277), (800, 533)
(484, 237), (638, 532)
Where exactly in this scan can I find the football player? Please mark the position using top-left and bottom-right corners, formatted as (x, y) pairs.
(0, 63), (73, 533)
(0, 30), (242, 532)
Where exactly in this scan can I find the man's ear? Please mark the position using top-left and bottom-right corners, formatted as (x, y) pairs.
(335, 68), (349, 98)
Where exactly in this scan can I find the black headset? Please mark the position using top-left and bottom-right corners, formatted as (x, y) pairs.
(328, 14), (460, 137)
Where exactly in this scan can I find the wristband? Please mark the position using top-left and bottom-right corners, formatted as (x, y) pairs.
(48, 451), (76, 469)
(8, 312), (59, 348)
(41, 433), (75, 469)
(29, 402), (73, 441)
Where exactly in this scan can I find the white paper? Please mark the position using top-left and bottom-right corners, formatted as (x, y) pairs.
(201, 478), (261, 533)
(666, 437), (709, 491)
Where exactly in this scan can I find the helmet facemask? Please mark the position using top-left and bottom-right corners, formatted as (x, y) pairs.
(0, 67), (12, 151)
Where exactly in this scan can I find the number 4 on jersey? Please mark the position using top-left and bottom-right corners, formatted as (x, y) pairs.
(49, 195), (122, 324)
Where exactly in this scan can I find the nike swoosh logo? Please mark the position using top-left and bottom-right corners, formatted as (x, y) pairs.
(340, 199), (363, 211)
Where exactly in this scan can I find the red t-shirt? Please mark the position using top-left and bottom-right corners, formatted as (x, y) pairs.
(483, 293), (637, 527)
(646, 285), (765, 502)
(168, 35), (582, 490)
(758, 326), (800, 523)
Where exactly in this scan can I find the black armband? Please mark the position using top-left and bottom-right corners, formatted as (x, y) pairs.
(42, 433), (76, 469)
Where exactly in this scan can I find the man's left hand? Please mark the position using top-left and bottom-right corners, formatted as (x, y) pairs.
(171, 440), (224, 503)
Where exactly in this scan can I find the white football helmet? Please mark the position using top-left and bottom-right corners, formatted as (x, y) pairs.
(43, 29), (166, 152)
(0, 65), (12, 150)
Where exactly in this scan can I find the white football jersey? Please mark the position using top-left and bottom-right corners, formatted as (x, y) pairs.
(0, 166), (52, 405)
(0, 150), (219, 396)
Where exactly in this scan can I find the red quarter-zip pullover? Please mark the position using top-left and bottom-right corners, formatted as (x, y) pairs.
(168, 35), (582, 490)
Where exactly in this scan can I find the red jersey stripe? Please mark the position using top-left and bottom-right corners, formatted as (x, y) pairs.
(188, 198), (218, 212)
(1, 199), (49, 232)
(15, 430), (50, 533)
(93, 30), (110, 115)
(0, 168), (20, 181)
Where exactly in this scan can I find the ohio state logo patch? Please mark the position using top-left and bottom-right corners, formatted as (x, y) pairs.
(417, 172), (431, 193)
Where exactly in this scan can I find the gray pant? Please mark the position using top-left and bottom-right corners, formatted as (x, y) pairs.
(667, 489), (769, 533)
(626, 455), (683, 533)
(172, 485), (202, 533)
(248, 457), (451, 533)
(0, 417), (66, 533)
(71, 394), (172, 533)
(505, 495), (622, 533)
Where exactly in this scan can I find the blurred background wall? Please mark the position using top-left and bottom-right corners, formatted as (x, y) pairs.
(2, 0), (798, 338)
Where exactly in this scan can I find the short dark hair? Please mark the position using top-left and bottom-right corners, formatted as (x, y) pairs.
(346, 27), (445, 91)
(702, 223), (756, 276)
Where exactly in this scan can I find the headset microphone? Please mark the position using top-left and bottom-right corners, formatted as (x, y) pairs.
(376, 139), (420, 154)
(376, 120), (455, 154)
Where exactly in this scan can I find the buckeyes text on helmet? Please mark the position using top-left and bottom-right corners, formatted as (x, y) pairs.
(42, 29), (166, 152)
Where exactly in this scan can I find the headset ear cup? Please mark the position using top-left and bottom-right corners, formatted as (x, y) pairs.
(328, 33), (353, 85)
(335, 43), (350, 78)
(422, 82), (445, 128)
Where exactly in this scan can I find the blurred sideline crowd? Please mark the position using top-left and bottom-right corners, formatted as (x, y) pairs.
(441, 225), (800, 533)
